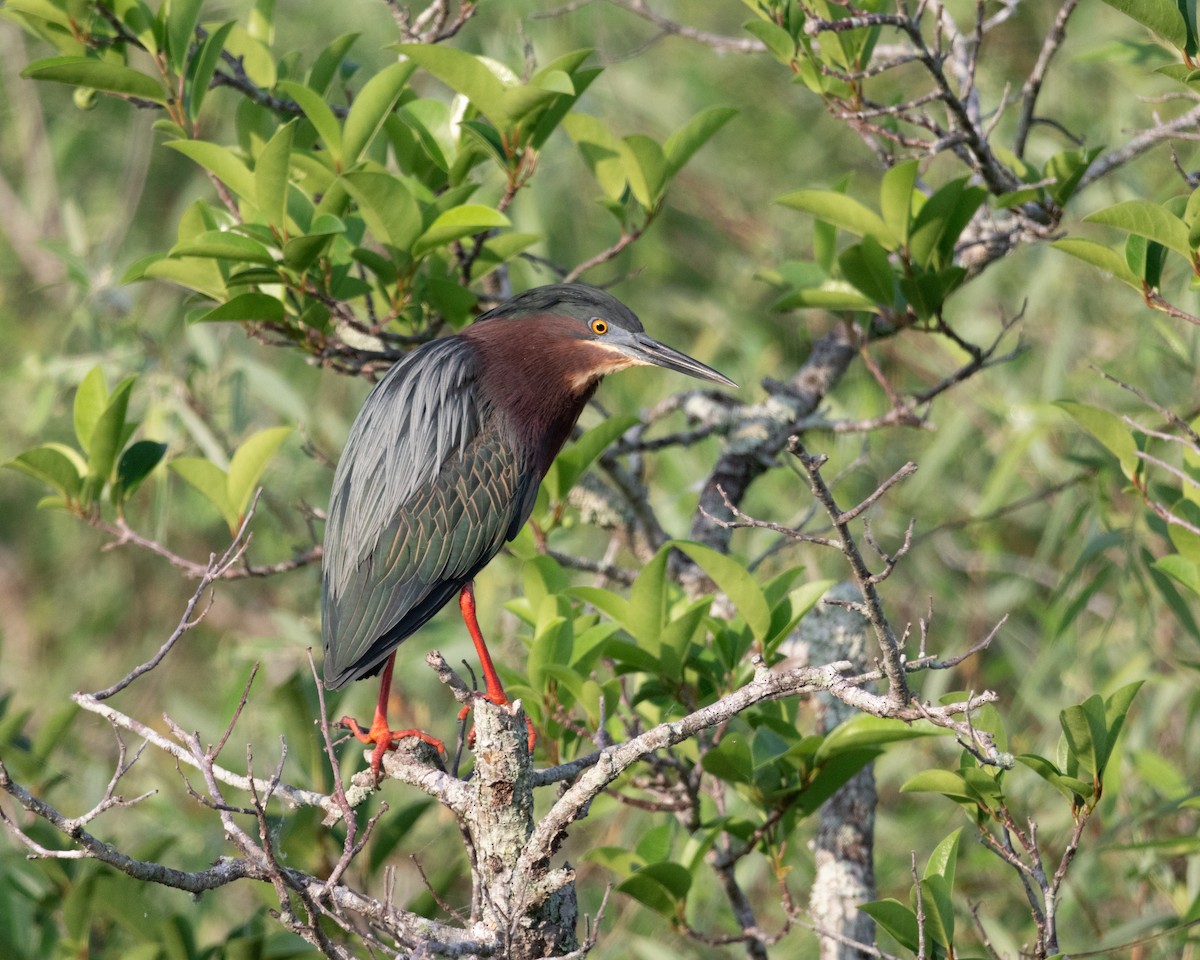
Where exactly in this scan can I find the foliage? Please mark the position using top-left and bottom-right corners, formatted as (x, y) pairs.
(1, 1), (1199, 959)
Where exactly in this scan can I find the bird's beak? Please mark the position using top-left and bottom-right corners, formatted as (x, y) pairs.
(621, 333), (738, 388)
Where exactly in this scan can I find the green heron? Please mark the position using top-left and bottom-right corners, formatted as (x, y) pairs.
(322, 283), (735, 776)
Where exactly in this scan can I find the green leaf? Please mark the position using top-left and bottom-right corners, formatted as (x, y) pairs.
(838, 235), (896, 306)
(227, 426), (293, 522)
(1045, 146), (1103, 207)
(459, 119), (508, 170)
(1055, 401), (1140, 477)
(277, 80), (344, 165)
(570, 585), (630, 633)
(1085, 200), (1193, 263)
(671, 541), (771, 640)
(114, 440), (168, 504)
(527, 62), (601, 151)
(393, 99), (452, 173)
(743, 19), (796, 64)
(880, 159), (919, 245)
(571, 622), (618, 672)
(342, 60), (416, 164)
(86, 377), (136, 485)
(765, 578), (837, 655)
(165, 0), (204, 74)
(222, 24), (275, 88)
(1099, 680), (1143, 776)
(498, 84), (559, 126)
(627, 547), (670, 645)
(617, 863), (691, 916)
(1060, 694), (1108, 780)
(924, 827), (961, 882)
(1051, 237), (1141, 288)
(166, 141), (257, 204)
(777, 190), (895, 248)
(412, 204), (510, 256)
(4, 0), (73, 31)
(564, 113), (627, 201)
(191, 292), (286, 324)
(1156, 553), (1200, 595)
(21, 56), (167, 104)
(144, 256), (227, 300)
(186, 21), (236, 121)
(394, 43), (508, 125)
(701, 734), (754, 783)
(255, 120), (295, 229)
(771, 282), (877, 312)
(526, 615), (572, 692)
(1100, 0), (1188, 49)
(342, 171), (422, 250)
(584, 845), (643, 877)
(470, 231), (540, 280)
(547, 415), (638, 502)
(917, 874), (955, 949)
(74, 366), (109, 454)
(637, 861), (691, 900)
(1016, 754), (1091, 803)
(662, 105), (737, 177)
(816, 715), (938, 762)
(308, 33), (360, 95)
(171, 457), (234, 528)
(170, 230), (277, 265)
(900, 769), (976, 804)
(899, 265), (966, 320)
(859, 900), (919, 951)
(5, 445), (84, 499)
(634, 823), (675, 864)
(621, 134), (667, 208)
(1129, 232), (1165, 290)
(908, 178), (987, 268)
(283, 216), (346, 270)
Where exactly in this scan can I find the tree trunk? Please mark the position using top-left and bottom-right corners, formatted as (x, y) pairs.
(789, 583), (877, 959)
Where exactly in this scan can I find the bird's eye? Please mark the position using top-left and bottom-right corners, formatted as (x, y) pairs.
(589, 318), (609, 336)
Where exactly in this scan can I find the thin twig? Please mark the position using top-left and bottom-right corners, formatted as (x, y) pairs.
(88, 496), (260, 700)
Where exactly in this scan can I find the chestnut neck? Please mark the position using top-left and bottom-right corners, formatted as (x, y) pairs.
(463, 314), (606, 479)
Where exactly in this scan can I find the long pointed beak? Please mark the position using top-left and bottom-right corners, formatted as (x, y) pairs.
(623, 333), (738, 388)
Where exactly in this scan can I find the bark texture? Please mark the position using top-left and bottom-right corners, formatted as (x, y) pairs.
(786, 583), (877, 959)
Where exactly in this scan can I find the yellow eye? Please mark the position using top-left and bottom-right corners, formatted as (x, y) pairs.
(589, 318), (609, 335)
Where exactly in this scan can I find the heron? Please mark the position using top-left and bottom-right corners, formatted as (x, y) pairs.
(322, 283), (736, 777)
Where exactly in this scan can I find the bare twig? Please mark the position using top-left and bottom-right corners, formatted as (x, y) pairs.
(1014, 0), (1081, 157)
(88, 498), (259, 700)
(792, 440), (912, 706)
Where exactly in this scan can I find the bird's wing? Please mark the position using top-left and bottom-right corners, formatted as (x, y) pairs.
(321, 338), (535, 688)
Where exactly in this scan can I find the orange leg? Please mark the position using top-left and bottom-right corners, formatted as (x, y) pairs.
(457, 581), (537, 751)
(339, 651), (444, 781)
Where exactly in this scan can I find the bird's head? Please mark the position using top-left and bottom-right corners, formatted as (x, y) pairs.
(471, 283), (737, 391)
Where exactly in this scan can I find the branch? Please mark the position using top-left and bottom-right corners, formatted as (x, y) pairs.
(792, 441), (913, 706)
(681, 324), (857, 573)
(87, 503), (321, 579)
(597, 0), (767, 55)
(0, 754), (254, 891)
(87, 514), (255, 700)
(515, 653), (1006, 900)
(1078, 101), (1200, 191)
(1014, 0), (1081, 157)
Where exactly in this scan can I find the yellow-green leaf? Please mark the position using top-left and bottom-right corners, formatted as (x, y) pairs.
(227, 426), (293, 521)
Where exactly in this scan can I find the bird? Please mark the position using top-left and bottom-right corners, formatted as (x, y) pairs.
(321, 283), (736, 777)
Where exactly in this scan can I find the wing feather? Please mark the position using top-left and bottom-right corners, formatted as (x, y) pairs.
(321, 339), (533, 688)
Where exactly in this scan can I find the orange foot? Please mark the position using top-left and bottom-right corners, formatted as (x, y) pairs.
(339, 714), (445, 781)
(456, 693), (537, 752)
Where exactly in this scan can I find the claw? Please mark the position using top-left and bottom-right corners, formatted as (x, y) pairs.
(338, 713), (445, 780)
